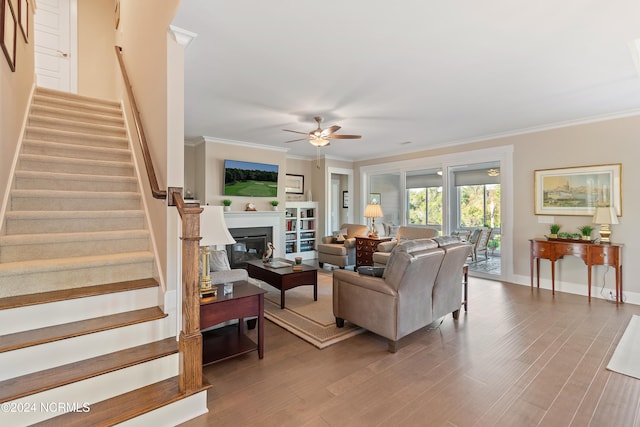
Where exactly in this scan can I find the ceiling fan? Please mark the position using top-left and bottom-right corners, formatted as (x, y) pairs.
(283, 116), (362, 147)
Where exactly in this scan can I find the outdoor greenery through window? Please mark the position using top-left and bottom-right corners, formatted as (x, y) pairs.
(458, 184), (501, 228)
(408, 187), (442, 227)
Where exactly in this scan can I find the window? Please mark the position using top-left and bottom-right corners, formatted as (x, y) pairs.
(458, 184), (501, 228)
(408, 186), (442, 226)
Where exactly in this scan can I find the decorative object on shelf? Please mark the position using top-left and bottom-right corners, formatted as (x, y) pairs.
(294, 256), (303, 265)
(222, 199), (232, 211)
(263, 242), (275, 262)
(245, 202), (257, 211)
(577, 225), (594, 241)
(549, 224), (561, 238)
(1, 0), (17, 72)
(592, 205), (619, 243)
(285, 174), (304, 194)
(534, 164), (622, 216)
(364, 203), (384, 238)
(200, 206), (236, 296)
(368, 193), (381, 205)
(270, 200), (279, 210)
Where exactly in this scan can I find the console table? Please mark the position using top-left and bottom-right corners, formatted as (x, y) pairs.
(355, 236), (392, 268)
(529, 238), (623, 305)
(200, 281), (266, 365)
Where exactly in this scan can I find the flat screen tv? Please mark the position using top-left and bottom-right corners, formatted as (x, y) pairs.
(223, 159), (279, 197)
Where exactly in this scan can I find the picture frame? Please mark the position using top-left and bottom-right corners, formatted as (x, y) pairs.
(534, 163), (622, 216)
(17, 0), (26, 42)
(342, 191), (349, 208)
(368, 193), (381, 205)
(1, 0), (17, 72)
(115, 0), (120, 30)
(285, 174), (304, 194)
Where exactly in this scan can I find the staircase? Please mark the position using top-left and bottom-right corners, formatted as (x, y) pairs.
(0, 88), (208, 426)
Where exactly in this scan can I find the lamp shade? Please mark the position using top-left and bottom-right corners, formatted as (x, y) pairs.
(592, 206), (619, 225)
(200, 206), (236, 247)
(364, 203), (384, 219)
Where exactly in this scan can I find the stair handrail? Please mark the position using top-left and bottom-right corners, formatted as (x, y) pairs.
(115, 46), (167, 200)
(172, 189), (204, 392)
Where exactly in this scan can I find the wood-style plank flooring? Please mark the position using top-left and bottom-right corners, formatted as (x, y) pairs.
(181, 278), (640, 427)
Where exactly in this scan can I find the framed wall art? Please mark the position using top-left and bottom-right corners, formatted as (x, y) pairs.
(285, 174), (304, 194)
(368, 193), (381, 205)
(534, 163), (622, 216)
(1, 0), (17, 72)
(342, 191), (349, 208)
(18, 0), (27, 42)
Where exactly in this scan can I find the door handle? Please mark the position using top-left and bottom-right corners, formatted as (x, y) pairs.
(56, 50), (69, 58)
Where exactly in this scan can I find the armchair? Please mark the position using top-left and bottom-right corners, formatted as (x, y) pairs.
(317, 224), (368, 268)
(333, 238), (471, 352)
(371, 226), (438, 266)
(469, 227), (493, 262)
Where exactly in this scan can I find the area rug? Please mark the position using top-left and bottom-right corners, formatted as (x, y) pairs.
(607, 315), (640, 379)
(258, 270), (364, 349)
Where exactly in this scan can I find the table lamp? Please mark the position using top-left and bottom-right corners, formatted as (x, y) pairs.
(200, 206), (236, 296)
(592, 206), (618, 243)
(364, 203), (384, 238)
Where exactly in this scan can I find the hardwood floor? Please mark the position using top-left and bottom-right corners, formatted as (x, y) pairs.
(181, 278), (640, 427)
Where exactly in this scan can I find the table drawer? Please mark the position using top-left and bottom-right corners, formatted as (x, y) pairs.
(532, 241), (553, 257)
(590, 246), (619, 265)
(555, 243), (587, 257)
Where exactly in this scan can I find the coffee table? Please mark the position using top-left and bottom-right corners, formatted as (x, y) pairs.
(246, 258), (317, 309)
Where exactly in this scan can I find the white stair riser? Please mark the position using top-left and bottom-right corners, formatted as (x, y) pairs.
(0, 287), (159, 335)
(4, 213), (146, 234)
(0, 235), (150, 262)
(3, 354), (178, 426)
(15, 175), (138, 193)
(26, 128), (129, 149)
(11, 194), (141, 211)
(29, 116), (127, 138)
(30, 105), (124, 126)
(0, 259), (154, 297)
(19, 158), (134, 177)
(22, 141), (132, 163)
(0, 317), (173, 381)
(117, 390), (209, 427)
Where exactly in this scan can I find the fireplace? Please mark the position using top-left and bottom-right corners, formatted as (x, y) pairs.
(227, 227), (273, 269)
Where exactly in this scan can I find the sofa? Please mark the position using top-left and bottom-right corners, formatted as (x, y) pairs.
(317, 223), (368, 268)
(333, 237), (471, 352)
(371, 226), (438, 266)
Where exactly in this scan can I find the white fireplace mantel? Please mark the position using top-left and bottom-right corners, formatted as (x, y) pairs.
(224, 211), (285, 259)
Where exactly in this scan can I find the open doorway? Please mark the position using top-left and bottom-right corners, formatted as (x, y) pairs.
(326, 167), (353, 236)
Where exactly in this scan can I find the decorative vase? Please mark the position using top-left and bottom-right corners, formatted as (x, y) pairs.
(549, 234), (558, 239)
(223, 206), (230, 212)
(272, 206), (278, 211)
(582, 235), (591, 241)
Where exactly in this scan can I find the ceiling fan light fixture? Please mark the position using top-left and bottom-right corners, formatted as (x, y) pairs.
(487, 168), (500, 177)
(310, 137), (330, 147)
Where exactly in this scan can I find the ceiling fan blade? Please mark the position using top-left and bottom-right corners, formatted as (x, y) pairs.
(283, 129), (311, 135)
(320, 125), (341, 137)
(328, 134), (362, 139)
(284, 138), (309, 143)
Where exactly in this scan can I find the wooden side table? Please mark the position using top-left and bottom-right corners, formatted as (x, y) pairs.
(355, 236), (392, 268)
(200, 281), (266, 365)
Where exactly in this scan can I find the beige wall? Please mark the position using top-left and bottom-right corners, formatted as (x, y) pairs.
(1, 1), (35, 227)
(78, 0), (117, 99)
(353, 114), (640, 301)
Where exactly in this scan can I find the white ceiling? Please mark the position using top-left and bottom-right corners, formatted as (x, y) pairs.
(172, 1), (640, 161)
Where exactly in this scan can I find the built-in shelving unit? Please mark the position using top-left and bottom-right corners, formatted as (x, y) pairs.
(284, 201), (318, 260)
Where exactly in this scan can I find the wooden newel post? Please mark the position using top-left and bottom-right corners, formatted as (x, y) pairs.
(174, 192), (204, 393)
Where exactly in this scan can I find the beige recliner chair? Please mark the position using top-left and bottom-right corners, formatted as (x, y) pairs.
(371, 226), (438, 266)
(333, 238), (471, 352)
(317, 224), (368, 268)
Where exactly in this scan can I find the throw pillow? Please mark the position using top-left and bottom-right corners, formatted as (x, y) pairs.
(357, 266), (385, 277)
(209, 249), (231, 272)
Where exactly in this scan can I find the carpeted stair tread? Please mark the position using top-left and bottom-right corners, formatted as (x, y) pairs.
(15, 170), (136, 185)
(0, 251), (154, 276)
(0, 278), (158, 310)
(29, 104), (125, 126)
(28, 115), (127, 137)
(0, 229), (149, 246)
(26, 126), (129, 147)
(19, 153), (135, 173)
(3, 210), (146, 234)
(4, 209), (144, 221)
(22, 139), (132, 161)
(34, 87), (120, 107)
(0, 306), (166, 353)
(11, 189), (140, 200)
(32, 377), (212, 427)
(0, 337), (177, 403)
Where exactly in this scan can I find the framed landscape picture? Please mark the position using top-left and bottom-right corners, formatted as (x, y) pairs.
(534, 164), (622, 216)
(285, 174), (304, 194)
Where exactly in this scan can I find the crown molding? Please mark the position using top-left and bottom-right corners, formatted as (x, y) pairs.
(202, 136), (289, 153)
